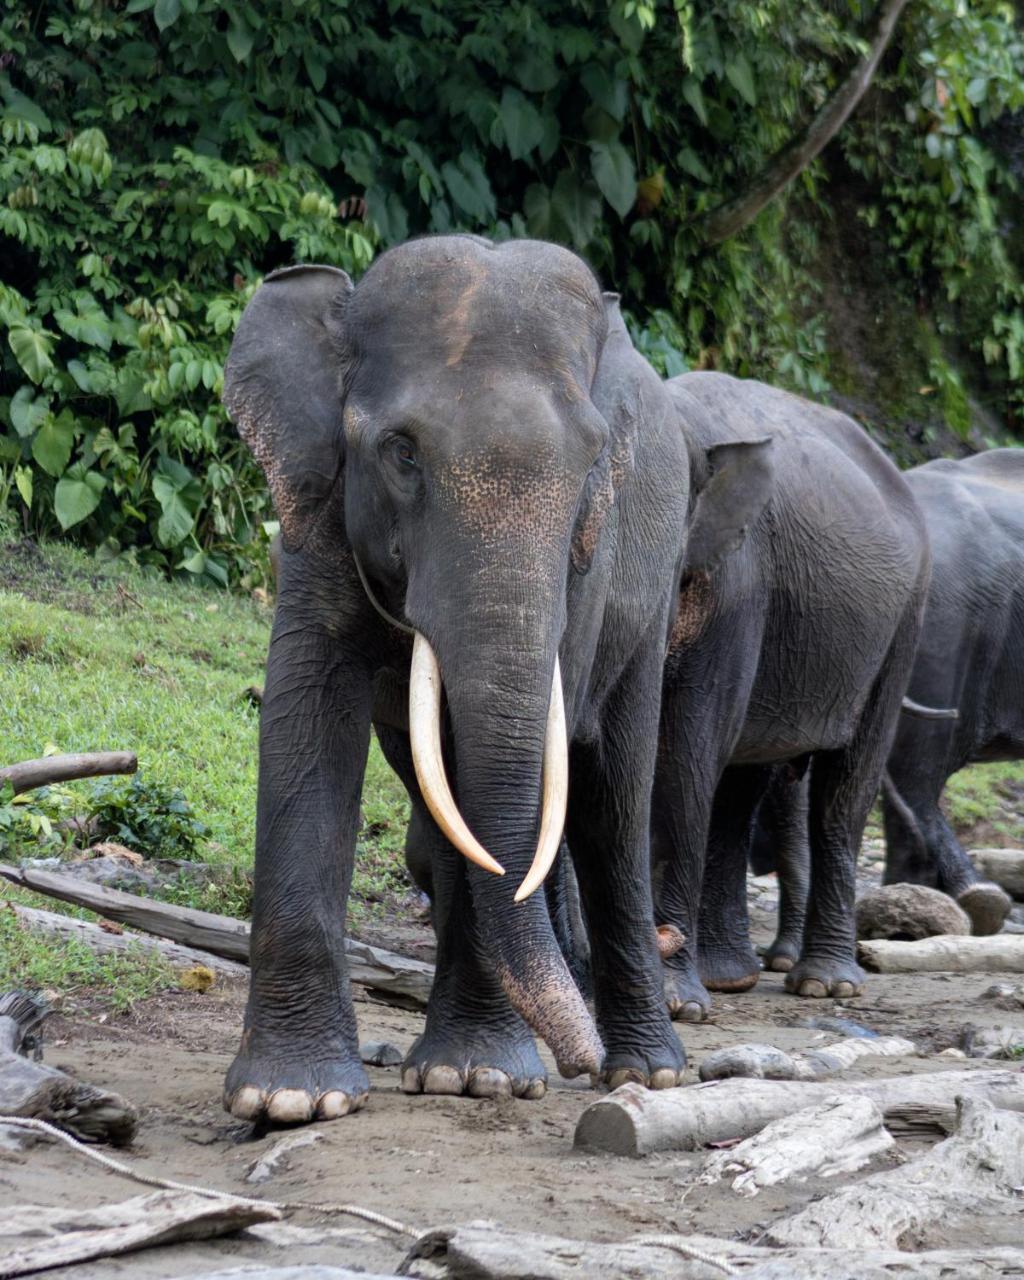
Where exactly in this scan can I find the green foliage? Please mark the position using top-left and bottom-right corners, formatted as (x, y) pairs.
(86, 775), (210, 860)
(1, 0), (1022, 576)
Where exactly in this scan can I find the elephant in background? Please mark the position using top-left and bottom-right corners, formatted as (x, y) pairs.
(221, 235), (771, 1124)
(652, 373), (931, 1020)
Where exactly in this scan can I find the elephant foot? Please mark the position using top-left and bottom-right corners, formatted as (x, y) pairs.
(760, 935), (801, 973)
(401, 1024), (548, 1100)
(663, 961), (713, 1023)
(784, 954), (865, 1000)
(958, 881), (1012, 936)
(598, 1012), (686, 1090)
(699, 940), (761, 993)
(224, 1031), (369, 1125)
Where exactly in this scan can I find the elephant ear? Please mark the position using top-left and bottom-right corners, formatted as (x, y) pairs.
(223, 264), (353, 552)
(686, 438), (774, 573)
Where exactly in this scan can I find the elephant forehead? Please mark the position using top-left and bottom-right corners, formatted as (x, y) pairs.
(437, 447), (580, 545)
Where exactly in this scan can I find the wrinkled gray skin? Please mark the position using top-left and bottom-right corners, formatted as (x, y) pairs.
(220, 235), (741, 1123)
(652, 373), (930, 1021)
(758, 450), (1022, 956)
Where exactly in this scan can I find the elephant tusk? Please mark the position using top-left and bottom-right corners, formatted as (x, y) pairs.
(409, 632), (505, 877)
(514, 657), (569, 904)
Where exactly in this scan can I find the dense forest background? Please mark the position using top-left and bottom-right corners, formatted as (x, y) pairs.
(1, 0), (1022, 586)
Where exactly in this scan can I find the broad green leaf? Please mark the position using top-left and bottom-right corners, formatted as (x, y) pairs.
(31, 411), (75, 477)
(581, 65), (628, 121)
(676, 147), (712, 183)
(14, 466), (32, 508)
(66, 360), (92, 392)
(523, 183), (554, 239)
(9, 326), (55, 384)
(682, 76), (708, 126)
(153, 454), (202, 546)
(226, 23), (254, 63)
(965, 77), (988, 105)
(154, 0), (180, 31)
(54, 465), (105, 529)
(590, 140), (637, 218)
(441, 153), (496, 222)
(499, 87), (544, 161)
(515, 52), (559, 93)
(725, 53), (757, 107)
(11, 386), (49, 436)
(551, 171), (602, 249)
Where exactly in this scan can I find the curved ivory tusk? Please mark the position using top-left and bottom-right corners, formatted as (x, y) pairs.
(514, 657), (569, 904)
(409, 632), (505, 877)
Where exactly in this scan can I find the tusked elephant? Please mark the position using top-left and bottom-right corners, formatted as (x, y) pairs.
(651, 373), (931, 1021)
(220, 236), (769, 1124)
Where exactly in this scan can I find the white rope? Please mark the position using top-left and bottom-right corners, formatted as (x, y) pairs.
(629, 1233), (742, 1276)
(0, 1115), (417, 1238)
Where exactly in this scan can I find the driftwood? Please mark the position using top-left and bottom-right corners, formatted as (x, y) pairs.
(191, 1269), (402, 1280)
(0, 992), (137, 1146)
(696, 1094), (893, 1197)
(573, 1070), (1024, 1157)
(0, 862), (433, 1008)
(970, 848), (1024, 899)
(0, 751), (137, 796)
(767, 1096), (1024, 1249)
(6, 901), (248, 976)
(0, 1191), (279, 1279)
(698, 1035), (915, 1082)
(859, 933), (1024, 973)
(404, 1222), (1024, 1280)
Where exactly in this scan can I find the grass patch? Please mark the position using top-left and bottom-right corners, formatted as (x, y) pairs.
(0, 907), (176, 1013)
(0, 538), (411, 911)
(944, 761), (1024, 845)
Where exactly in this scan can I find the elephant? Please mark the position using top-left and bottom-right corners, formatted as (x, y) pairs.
(220, 235), (769, 1124)
(756, 449), (1021, 963)
(650, 372), (931, 1021)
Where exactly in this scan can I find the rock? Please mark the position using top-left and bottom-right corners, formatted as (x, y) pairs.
(21, 855), (214, 894)
(980, 983), (1018, 999)
(856, 883), (971, 941)
(969, 849), (1024, 899)
(359, 1041), (403, 1068)
(961, 1024), (1024, 1060)
(245, 1131), (323, 1184)
(799, 1016), (878, 1039)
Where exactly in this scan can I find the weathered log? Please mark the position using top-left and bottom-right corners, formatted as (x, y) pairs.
(0, 751), (137, 796)
(0, 862), (434, 1007)
(767, 1095), (1024, 1249)
(404, 1222), (1024, 1280)
(6, 901), (248, 976)
(698, 1035), (915, 1082)
(858, 933), (1024, 973)
(191, 1269), (401, 1280)
(970, 848), (1024, 899)
(573, 1070), (1024, 1157)
(696, 1093), (893, 1196)
(0, 1191), (279, 1279)
(0, 991), (137, 1146)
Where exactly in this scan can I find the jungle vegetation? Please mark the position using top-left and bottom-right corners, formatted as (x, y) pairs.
(1, 0), (1022, 585)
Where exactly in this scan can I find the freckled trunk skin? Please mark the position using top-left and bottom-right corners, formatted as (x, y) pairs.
(412, 548), (604, 1078)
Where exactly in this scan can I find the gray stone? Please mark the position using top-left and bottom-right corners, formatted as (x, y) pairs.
(856, 883), (971, 941)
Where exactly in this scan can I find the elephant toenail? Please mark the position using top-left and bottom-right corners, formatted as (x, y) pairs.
(266, 1089), (315, 1123)
(521, 1079), (547, 1100)
(680, 1001), (707, 1022)
(833, 981), (856, 998)
(400, 1067), (423, 1094)
(230, 1086), (265, 1120)
(316, 1090), (353, 1119)
(798, 979), (829, 999)
(769, 956), (795, 972)
(468, 1068), (513, 1098)
(606, 1067), (645, 1091)
(423, 1065), (464, 1095)
(649, 1068), (680, 1090)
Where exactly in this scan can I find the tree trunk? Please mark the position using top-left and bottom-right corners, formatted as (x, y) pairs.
(695, 0), (911, 245)
(0, 752), (137, 795)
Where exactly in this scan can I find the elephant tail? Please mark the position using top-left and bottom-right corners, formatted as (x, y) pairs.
(880, 769), (929, 864)
(901, 696), (958, 720)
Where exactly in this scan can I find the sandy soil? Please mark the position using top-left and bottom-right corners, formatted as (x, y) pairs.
(3, 870), (1023, 1279)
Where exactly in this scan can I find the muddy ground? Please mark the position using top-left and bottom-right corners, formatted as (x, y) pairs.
(3, 856), (1023, 1279)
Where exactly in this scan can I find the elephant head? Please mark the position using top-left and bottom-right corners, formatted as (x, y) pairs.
(223, 237), (627, 1076)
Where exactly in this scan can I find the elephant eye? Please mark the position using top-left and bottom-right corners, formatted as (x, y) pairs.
(390, 436), (419, 470)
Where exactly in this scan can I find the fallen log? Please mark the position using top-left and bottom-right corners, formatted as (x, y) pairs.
(696, 1093), (893, 1196)
(858, 933), (1024, 973)
(767, 1095), (1024, 1249)
(0, 1190), (279, 1279)
(5, 902), (248, 977)
(698, 1035), (915, 1082)
(405, 1222), (1024, 1280)
(0, 862), (434, 1008)
(970, 848), (1024, 900)
(573, 1069), (1024, 1157)
(0, 991), (137, 1146)
(0, 752), (137, 796)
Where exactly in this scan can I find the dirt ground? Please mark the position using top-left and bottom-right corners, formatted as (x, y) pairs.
(4, 857), (1024, 1280)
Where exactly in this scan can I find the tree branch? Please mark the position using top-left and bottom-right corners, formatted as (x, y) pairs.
(695, 0), (912, 245)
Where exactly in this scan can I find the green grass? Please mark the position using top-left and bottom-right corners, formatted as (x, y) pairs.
(944, 761), (1024, 845)
(0, 537), (412, 1003)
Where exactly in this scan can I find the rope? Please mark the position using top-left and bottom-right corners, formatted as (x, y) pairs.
(351, 549), (415, 636)
(0, 1116), (416, 1238)
(630, 1234), (742, 1276)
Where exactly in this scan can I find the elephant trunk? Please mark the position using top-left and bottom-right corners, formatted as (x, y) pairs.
(406, 563), (602, 1078)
